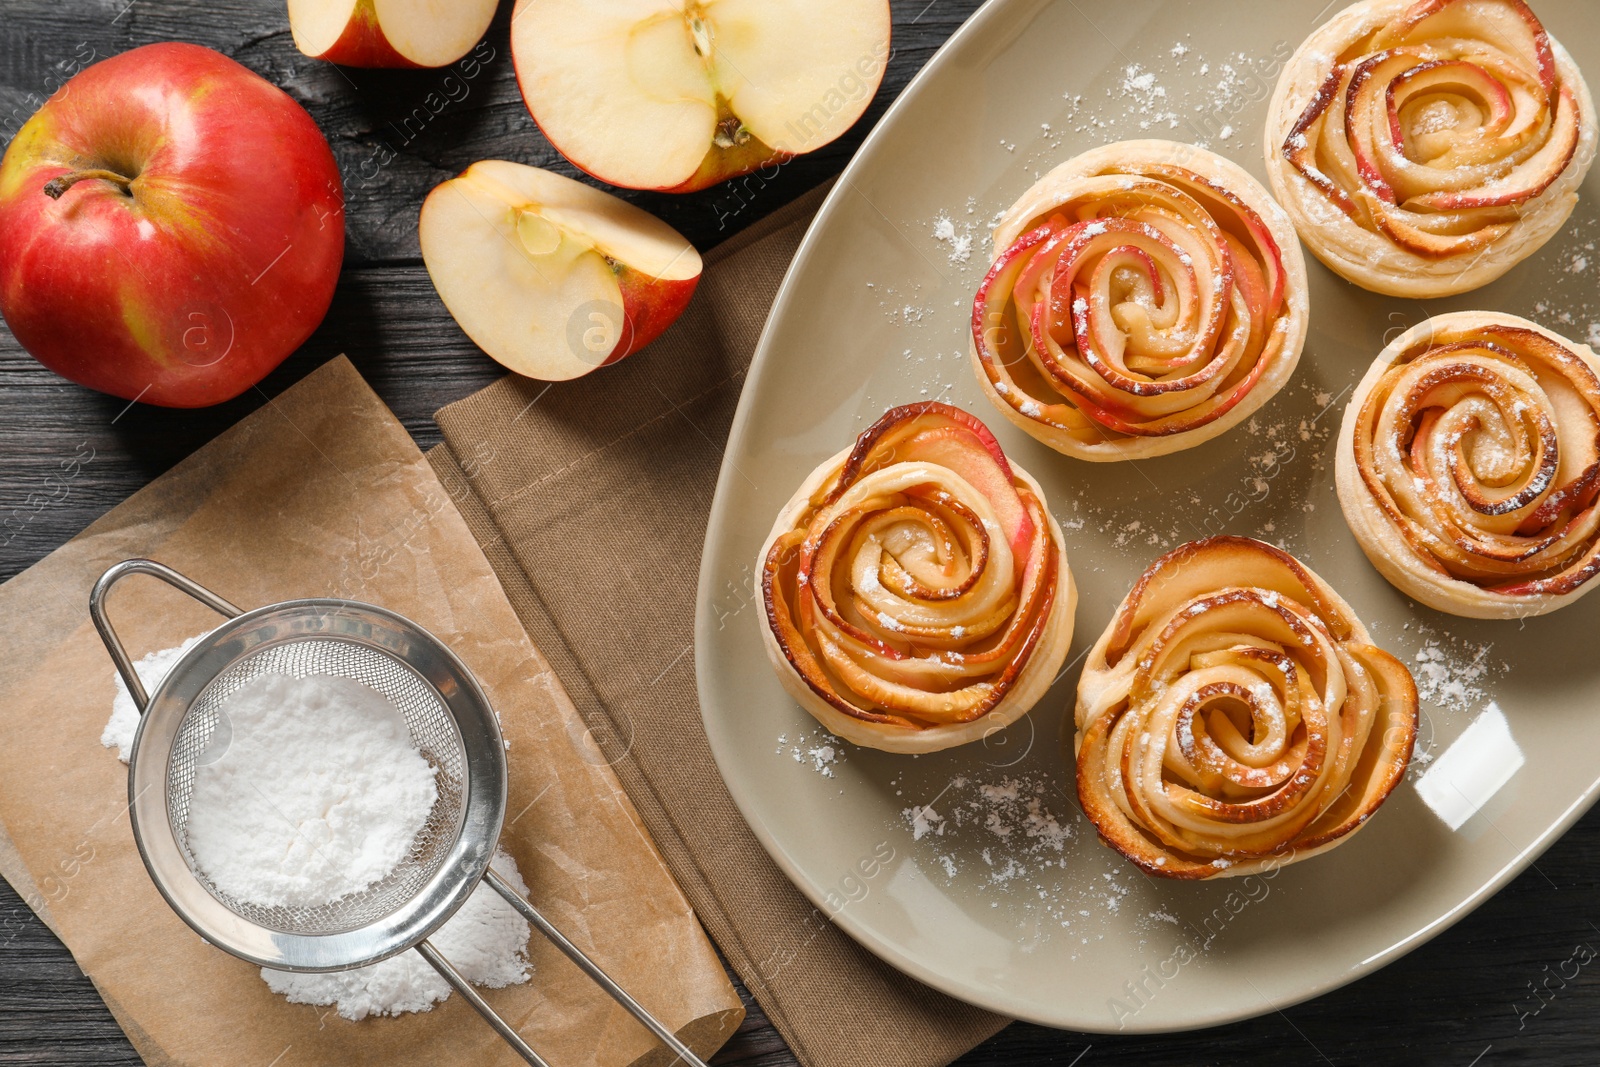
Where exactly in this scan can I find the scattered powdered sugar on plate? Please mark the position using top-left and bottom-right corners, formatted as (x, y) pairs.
(262, 848), (533, 1020)
(1398, 621), (1501, 715)
(777, 725), (848, 778)
(1406, 713), (1440, 778)
(1115, 63), (1178, 131)
(184, 672), (440, 910)
(892, 769), (1191, 953)
(863, 280), (936, 326)
(102, 631), (211, 761)
(1525, 210), (1600, 343)
(897, 772), (1074, 876)
(1032, 378), (1346, 570)
(1051, 39), (1292, 151)
(931, 213), (975, 264)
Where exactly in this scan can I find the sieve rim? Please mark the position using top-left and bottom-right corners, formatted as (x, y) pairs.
(125, 597), (509, 973)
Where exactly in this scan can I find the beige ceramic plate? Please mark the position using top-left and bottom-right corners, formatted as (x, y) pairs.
(695, 0), (1600, 1032)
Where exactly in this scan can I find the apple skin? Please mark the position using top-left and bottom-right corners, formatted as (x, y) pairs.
(611, 262), (699, 364)
(300, 0), (419, 68)
(0, 42), (344, 408)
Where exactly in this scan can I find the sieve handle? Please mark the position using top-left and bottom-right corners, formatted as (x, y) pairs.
(483, 866), (710, 1067)
(414, 940), (554, 1067)
(89, 559), (243, 714)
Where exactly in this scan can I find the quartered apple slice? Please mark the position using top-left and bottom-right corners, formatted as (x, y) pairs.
(511, 0), (892, 192)
(419, 161), (703, 381)
(288, 0), (497, 68)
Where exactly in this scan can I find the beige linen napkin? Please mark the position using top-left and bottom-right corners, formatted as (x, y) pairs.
(0, 356), (742, 1067)
(429, 185), (1010, 1067)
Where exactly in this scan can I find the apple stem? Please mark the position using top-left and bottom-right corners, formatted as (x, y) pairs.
(43, 169), (134, 200)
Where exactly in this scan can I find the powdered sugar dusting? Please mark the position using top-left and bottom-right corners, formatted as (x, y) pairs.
(103, 632), (209, 761)
(778, 725), (849, 780)
(1400, 621), (1501, 715)
(932, 213), (975, 264)
(262, 849), (533, 1020)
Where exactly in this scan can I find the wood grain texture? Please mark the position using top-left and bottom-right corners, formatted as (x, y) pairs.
(1, 2), (1597, 1065)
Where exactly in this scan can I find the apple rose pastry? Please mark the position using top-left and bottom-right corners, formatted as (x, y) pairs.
(1337, 312), (1600, 618)
(759, 402), (1076, 753)
(1266, 0), (1597, 298)
(971, 140), (1308, 462)
(1075, 537), (1417, 879)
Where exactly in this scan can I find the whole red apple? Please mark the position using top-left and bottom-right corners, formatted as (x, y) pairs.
(0, 42), (344, 408)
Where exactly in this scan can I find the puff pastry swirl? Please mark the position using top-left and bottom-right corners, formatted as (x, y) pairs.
(971, 140), (1309, 461)
(759, 402), (1075, 753)
(1266, 0), (1596, 297)
(1075, 537), (1417, 879)
(1336, 311), (1600, 618)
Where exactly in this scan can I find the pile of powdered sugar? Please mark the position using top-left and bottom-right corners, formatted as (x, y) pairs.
(262, 848), (534, 1021)
(184, 671), (440, 909)
(931, 213), (975, 264)
(103, 637), (535, 1018)
(101, 633), (209, 761)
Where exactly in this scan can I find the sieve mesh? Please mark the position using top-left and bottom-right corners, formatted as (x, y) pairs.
(166, 638), (467, 937)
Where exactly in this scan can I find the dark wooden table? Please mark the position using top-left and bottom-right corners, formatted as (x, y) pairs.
(2, 2), (1597, 1065)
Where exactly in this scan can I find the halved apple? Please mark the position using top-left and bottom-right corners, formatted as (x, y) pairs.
(419, 161), (703, 380)
(511, 0), (892, 192)
(288, 0), (497, 68)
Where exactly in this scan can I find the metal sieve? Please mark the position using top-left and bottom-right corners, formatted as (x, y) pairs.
(91, 559), (707, 1067)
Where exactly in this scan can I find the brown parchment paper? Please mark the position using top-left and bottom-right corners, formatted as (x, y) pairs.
(0, 356), (743, 1067)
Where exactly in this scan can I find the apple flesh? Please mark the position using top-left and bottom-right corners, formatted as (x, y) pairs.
(0, 42), (344, 408)
(836, 402), (1037, 567)
(900, 425), (1036, 567)
(419, 161), (702, 380)
(511, 0), (892, 192)
(288, 0), (498, 68)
